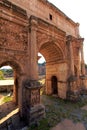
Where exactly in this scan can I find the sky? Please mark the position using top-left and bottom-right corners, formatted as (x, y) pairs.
(49, 0), (87, 64)
(38, 0), (87, 64)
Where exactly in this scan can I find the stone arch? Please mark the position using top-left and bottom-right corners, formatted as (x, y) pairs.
(39, 42), (64, 63)
(39, 41), (64, 95)
(0, 60), (23, 105)
(0, 60), (22, 73)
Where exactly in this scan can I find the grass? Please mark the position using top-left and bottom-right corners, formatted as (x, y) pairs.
(29, 119), (50, 130)
(29, 94), (87, 130)
(38, 77), (46, 95)
(0, 92), (13, 104)
(2, 95), (12, 103)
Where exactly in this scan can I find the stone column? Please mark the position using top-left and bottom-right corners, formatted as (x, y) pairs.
(76, 23), (80, 38)
(81, 42), (85, 75)
(29, 18), (38, 80)
(13, 72), (18, 104)
(24, 17), (45, 126)
(67, 35), (74, 76)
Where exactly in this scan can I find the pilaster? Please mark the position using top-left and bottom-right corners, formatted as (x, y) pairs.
(29, 17), (38, 80)
(81, 42), (85, 75)
(66, 35), (74, 76)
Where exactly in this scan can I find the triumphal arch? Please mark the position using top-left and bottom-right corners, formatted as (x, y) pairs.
(0, 0), (87, 125)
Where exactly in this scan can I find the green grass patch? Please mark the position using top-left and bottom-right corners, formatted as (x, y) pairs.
(40, 95), (87, 127)
(29, 118), (50, 130)
(2, 96), (12, 103)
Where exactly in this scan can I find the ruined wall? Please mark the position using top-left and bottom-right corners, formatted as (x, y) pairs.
(0, 85), (13, 92)
(0, 0), (29, 75)
(0, 0), (30, 115)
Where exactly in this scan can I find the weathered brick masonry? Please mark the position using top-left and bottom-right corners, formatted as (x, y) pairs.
(0, 0), (87, 125)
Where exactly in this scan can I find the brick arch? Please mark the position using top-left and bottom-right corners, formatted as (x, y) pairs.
(0, 60), (22, 75)
(0, 60), (23, 105)
(39, 42), (64, 63)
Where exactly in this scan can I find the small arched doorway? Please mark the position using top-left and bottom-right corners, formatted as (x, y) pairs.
(51, 76), (58, 95)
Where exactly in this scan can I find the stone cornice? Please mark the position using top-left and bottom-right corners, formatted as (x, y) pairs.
(66, 35), (84, 43)
(0, 0), (27, 20)
(0, 0), (28, 26)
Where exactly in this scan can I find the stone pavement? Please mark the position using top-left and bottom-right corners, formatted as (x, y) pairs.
(51, 119), (86, 130)
(81, 105), (87, 111)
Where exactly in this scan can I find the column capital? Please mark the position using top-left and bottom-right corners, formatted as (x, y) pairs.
(29, 16), (38, 33)
(76, 22), (80, 27)
(78, 38), (84, 44)
(29, 16), (38, 27)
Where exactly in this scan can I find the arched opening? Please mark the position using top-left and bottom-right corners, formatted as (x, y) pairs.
(51, 76), (58, 95)
(38, 42), (63, 95)
(0, 65), (14, 105)
(39, 42), (63, 63)
(0, 61), (22, 128)
(38, 53), (46, 94)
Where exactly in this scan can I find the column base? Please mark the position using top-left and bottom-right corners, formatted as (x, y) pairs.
(26, 104), (45, 125)
(22, 79), (45, 126)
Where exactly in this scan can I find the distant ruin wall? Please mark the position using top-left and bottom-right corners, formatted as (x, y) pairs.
(0, 85), (13, 92)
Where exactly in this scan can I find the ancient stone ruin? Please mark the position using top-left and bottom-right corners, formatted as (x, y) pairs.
(0, 0), (87, 125)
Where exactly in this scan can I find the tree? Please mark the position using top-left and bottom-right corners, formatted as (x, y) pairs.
(0, 70), (4, 80)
